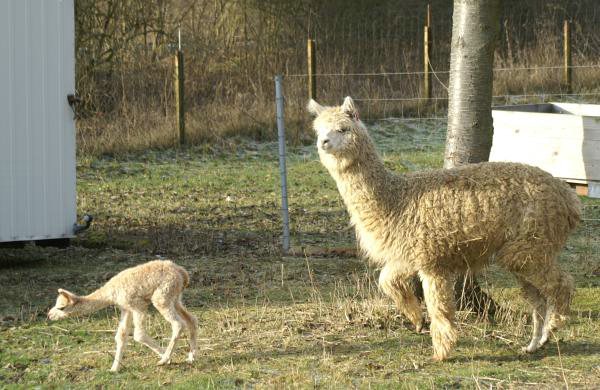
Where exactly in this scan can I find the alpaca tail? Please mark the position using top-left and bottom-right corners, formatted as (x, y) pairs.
(176, 265), (190, 288)
(562, 182), (582, 231)
(555, 271), (575, 318)
(176, 300), (197, 327)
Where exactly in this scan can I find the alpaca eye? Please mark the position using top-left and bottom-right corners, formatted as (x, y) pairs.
(339, 127), (349, 133)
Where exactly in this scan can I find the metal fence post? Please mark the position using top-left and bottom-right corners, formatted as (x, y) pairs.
(275, 75), (290, 253)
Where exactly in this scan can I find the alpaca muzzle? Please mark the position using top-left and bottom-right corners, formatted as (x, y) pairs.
(47, 308), (66, 321)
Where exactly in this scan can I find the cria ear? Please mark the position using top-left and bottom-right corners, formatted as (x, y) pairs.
(341, 96), (359, 121)
(58, 289), (79, 304)
(307, 99), (325, 116)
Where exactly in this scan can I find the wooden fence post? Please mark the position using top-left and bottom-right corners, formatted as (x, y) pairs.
(423, 4), (432, 103)
(307, 38), (317, 101)
(174, 49), (185, 145)
(563, 19), (572, 94)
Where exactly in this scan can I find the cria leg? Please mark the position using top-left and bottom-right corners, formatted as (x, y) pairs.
(132, 310), (165, 357)
(515, 276), (546, 353)
(153, 302), (185, 365)
(420, 272), (458, 361)
(111, 310), (132, 372)
(175, 300), (198, 363)
(378, 262), (423, 332)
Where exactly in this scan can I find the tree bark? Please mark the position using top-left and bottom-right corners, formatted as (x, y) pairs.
(444, 0), (501, 319)
(444, 0), (500, 168)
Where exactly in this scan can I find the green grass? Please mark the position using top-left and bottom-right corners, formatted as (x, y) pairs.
(1, 121), (600, 388)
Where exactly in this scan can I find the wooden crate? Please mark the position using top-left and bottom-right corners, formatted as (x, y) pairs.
(490, 102), (600, 198)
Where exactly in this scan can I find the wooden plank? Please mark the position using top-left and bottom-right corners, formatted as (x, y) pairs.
(493, 111), (600, 140)
(574, 184), (588, 196)
(490, 135), (600, 181)
(491, 137), (600, 160)
(491, 103), (600, 186)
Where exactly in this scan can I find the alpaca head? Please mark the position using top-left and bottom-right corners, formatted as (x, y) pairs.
(48, 289), (80, 320)
(308, 96), (371, 168)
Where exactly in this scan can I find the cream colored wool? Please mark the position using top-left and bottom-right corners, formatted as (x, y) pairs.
(48, 260), (197, 372)
(308, 97), (581, 361)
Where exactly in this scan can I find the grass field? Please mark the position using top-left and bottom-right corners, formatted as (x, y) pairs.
(1, 120), (599, 388)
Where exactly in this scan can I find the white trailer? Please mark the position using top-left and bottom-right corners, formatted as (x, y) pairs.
(0, 0), (78, 243)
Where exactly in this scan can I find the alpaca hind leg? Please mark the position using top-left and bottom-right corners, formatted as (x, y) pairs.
(379, 262), (423, 332)
(538, 268), (574, 346)
(111, 310), (132, 372)
(175, 300), (197, 363)
(132, 310), (165, 357)
(515, 276), (546, 353)
(420, 272), (458, 361)
(154, 303), (185, 365)
(511, 260), (574, 350)
(498, 245), (574, 352)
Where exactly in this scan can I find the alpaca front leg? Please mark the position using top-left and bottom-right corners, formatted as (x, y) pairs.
(379, 263), (423, 332)
(420, 273), (458, 361)
(111, 310), (132, 372)
(523, 307), (546, 353)
(132, 310), (165, 357)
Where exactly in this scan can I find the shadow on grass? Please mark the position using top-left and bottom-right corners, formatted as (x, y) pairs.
(206, 332), (600, 368)
(207, 336), (414, 367)
(449, 340), (600, 363)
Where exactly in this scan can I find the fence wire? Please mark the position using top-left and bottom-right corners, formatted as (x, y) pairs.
(285, 64), (600, 78)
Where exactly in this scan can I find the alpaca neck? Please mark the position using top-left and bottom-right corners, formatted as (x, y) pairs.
(75, 288), (112, 315)
(328, 141), (400, 218)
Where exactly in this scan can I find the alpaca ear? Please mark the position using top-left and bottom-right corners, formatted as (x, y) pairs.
(58, 289), (79, 304)
(341, 96), (359, 120)
(307, 99), (325, 116)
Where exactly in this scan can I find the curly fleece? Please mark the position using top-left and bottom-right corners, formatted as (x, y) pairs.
(309, 96), (580, 360)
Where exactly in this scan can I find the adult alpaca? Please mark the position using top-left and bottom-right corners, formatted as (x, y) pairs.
(308, 97), (580, 360)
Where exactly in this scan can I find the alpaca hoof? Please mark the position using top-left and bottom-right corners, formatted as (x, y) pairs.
(538, 336), (549, 347)
(432, 353), (447, 362)
(521, 344), (539, 353)
(157, 357), (171, 366)
(110, 366), (119, 373)
(415, 321), (429, 334)
(186, 353), (195, 363)
(414, 320), (424, 333)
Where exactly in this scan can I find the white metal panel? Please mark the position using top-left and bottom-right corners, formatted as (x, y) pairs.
(0, 0), (76, 242)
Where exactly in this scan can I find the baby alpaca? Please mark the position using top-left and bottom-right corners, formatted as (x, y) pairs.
(48, 260), (197, 372)
(308, 97), (580, 361)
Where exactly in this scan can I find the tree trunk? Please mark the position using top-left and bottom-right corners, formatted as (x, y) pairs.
(444, 0), (501, 319)
(444, 0), (500, 168)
